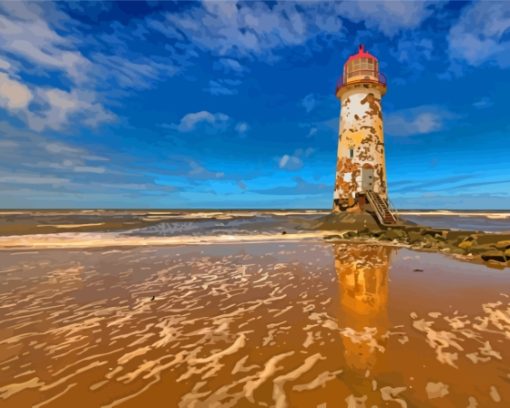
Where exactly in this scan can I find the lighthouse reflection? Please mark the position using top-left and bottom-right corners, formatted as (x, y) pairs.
(334, 243), (392, 373)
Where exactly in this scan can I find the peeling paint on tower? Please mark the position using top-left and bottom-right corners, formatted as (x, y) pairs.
(333, 45), (389, 212)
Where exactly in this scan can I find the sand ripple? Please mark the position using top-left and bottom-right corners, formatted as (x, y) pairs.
(0, 242), (509, 407)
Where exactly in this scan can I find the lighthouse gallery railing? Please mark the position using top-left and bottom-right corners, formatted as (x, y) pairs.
(336, 71), (386, 93)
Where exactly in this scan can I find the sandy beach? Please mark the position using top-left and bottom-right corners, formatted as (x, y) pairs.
(1, 230), (509, 407)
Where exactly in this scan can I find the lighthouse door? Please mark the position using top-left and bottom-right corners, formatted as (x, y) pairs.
(362, 167), (374, 191)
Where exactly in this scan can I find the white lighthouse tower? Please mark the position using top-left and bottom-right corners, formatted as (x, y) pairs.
(333, 45), (396, 225)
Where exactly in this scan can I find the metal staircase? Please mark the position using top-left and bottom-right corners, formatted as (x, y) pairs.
(366, 191), (397, 225)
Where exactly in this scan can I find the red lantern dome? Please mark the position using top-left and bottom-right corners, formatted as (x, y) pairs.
(336, 44), (386, 97)
(346, 44), (378, 64)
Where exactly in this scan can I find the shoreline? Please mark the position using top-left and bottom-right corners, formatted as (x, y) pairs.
(0, 228), (508, 270)
(0, 209), (508, 268)
(0, 209), (509, 237)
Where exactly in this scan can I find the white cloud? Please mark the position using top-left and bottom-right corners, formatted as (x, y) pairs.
(91, 53), (178, 91)
(385, 105), (456, 137)
(254, 176), (329, 196)
(278, 148), (314, 171)
(473, 97), (493, 109)
(173, 111), (230, 133)
(157, 2), (343, 60)
(307, 127), (318, 138)
(279, 154), (303, 171)
(302, 93), (316, 113)
(235, 121), (249, 135)
(74, 165), (106, 174)
(187, 160), (224, 179)
(449, 1), (510, 68)
(0, 4), (117, 132)
(204, 79), (241, 96)
(0, 174), (69, 185)
(0, 4), (90, 83)
(166, 112), (248, 136)
(0, 72), (32, 110)
(0, 2), (177, 134)
(391, 33), (435, 78)
(214, 58), (246, 74)
(0, 57), (12, 72)
(45, 142), (82, 155)
(337, 1), (439, 36)
(0, 140), (17, 148)
(47, 159), (106, 174)
(25, 88), (115, 132)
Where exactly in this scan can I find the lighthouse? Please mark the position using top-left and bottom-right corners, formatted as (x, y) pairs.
(333, 45), (396, 225)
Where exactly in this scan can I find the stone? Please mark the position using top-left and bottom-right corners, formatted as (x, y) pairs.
(421, 229), (444, 237)
(324, 234), (341, 241)
(450, 247), (466, 255)
(313, 212), (381, 231)
(383, 229), (406, 241)
(407, 231), (423, 244)
(486, 260), (506, 270)
(495, 240), (510, 250)
(371, 230), (384, 238)
(481, 251), (507, 263)
(468, 244), (498, 255)
(458, 240), (474, 250)
(434, 233), (446, 241)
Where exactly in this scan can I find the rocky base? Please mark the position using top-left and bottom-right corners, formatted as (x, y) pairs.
(317, 213), (510, 269)
(312, 211), (385, 231)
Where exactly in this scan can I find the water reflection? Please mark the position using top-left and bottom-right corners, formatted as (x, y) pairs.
(334, 244), (393, 373)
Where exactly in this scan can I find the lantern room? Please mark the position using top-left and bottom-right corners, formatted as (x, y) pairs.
(336, 44), (386, 97)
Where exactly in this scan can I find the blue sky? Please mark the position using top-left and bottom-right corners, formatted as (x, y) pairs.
(0, 1), (509, 209)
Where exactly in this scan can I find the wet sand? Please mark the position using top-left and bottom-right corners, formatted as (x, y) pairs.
(1, 240), (509, 407)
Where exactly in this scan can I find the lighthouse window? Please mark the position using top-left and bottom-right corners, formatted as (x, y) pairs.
(349, 148), (354, 158)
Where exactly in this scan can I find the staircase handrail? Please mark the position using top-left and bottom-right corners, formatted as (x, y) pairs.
(388, 197), (400, 221)
(367, 191), (397, 225)
(367, 191), (386, 225)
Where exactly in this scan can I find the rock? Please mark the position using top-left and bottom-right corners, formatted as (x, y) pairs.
(407, 231), (423, 244)
(481, 251), (507, 263)
(324, 234), (341, 241)
(371, 229), (384, 237)
(495, 240), (510, 250)
(476, 233), (510, 245)
(281, 230), (287, 235)
(450, 247), (467, 255)
(469, 244), (499, 254)
(313, 212), (381, 231)
(486, 260), (507, 270)
(382, 229), (407, 241)
(458, 240), (474, 250)
(421, 229), (444, 237)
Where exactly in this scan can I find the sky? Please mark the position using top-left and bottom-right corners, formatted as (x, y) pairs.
(0, 1), (509, 210)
